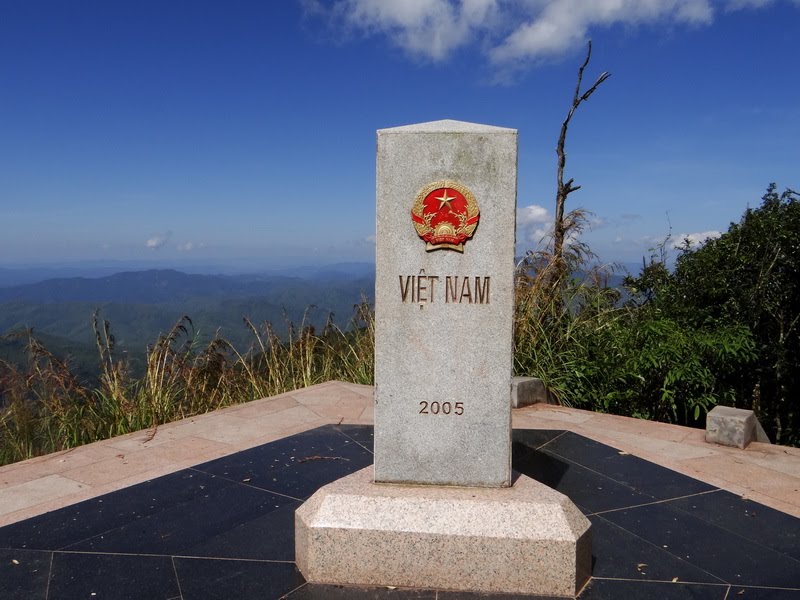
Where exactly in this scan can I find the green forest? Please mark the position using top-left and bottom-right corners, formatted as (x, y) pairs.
(1, 184), (797, 465)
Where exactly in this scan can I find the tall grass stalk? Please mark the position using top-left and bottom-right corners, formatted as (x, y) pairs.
(0, 304), (374, 466)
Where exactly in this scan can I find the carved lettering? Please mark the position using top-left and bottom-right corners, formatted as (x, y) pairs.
(402, 274), (490, 304)
(445, 276), (458, 303)
(400, 275), (413, 302)
(474, 276), (490, 304)
(428, 276), (438, 301)
(417, 275), (427, 303)
(420, 401), (464, 415)
(460, 277), (472, 303)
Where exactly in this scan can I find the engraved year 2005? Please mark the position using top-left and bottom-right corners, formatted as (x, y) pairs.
(419, 401), (464, 415)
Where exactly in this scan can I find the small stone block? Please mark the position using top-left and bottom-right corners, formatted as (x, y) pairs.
(706, 405), (757, 449)
(295, 467), (592, 597)
(512, 376), (554, 408)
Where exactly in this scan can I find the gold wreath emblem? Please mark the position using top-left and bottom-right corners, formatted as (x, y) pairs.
(411, 180), (480, 252)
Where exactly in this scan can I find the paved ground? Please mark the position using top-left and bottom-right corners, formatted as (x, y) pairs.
(2, 380), (799, 527)
(3, 423), (798, 599)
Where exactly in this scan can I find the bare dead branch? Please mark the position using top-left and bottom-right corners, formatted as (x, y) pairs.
(552, 40), (611, 278)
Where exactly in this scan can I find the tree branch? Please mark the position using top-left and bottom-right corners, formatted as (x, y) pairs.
(552, 40), (611, 275)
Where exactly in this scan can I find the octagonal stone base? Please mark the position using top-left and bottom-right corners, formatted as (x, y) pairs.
(295, 467), (592, 597)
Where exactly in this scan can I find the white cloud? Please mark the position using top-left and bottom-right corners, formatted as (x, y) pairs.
(672, 230), (722, 248)
(490, 0), (714, 64)
(323, 0), (499, 61)
(145, 231), (172, 250)
(517, 204), (551, 227)
(517, 204), (553, 245)
(726, 0), (776, 9)
(177, 242), (195, 252)
(309, 0), (786, 67)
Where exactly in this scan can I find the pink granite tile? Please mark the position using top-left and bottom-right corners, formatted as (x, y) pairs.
(519, 406), (595, 425)
(61, 452), (161, 486)
(682, 454), (800, 504)
(0, 475), (87, 517)
(357, 404), (374, 422)
(593, 430), (718, 461)
(331, 382), (374, 397)
(292, 393), (350, 406)
(585, 413), (696, 442)
(305, 403), (367, 420)
(221, 395), (300, 417)
(0, 444), (121, 486)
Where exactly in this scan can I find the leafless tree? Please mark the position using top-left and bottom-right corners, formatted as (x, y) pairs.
(552, 41), (610, 277)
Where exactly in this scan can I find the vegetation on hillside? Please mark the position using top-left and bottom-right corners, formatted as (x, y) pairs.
(0, 269), (375, 378)
(515, 185), (798, 446)
(0, 304), (374, 465)
(1, 185), (798, 464)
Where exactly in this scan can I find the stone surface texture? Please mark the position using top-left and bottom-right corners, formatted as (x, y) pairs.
(706, 405), (760, 449)
(374, 119), (518, 487)
(512, 376), (555, 408)
(295, 466), (592, 597)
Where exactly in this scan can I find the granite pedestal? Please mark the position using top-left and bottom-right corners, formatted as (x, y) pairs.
(295, 467), (591, 597)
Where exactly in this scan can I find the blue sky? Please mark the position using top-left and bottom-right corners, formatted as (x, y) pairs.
(1, 0), (797, 271)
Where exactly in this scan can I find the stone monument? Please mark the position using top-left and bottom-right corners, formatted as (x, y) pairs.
(295, 120), (591, 597)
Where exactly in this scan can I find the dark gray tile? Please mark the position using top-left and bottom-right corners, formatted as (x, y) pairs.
(174, 557), (304, 600)
(3, 427), (796, 600)
(194, 426), (372, 499)
(64, 477), (294, 558)
(724, 587), (800, 599)
(543, 432), (715, 500)
(589, 515), (724, 583)
(49, 552), (180, 600)
(335, 424), (375, 452)
(601, 503), (800, 588)
(514, 448), (653, 514)
(182, 499), (300, 561)
(0, 469), (235, 551)
(579, 579), (728, 599)
(439, 590), (558, 599)
(286, 583), (436, 599)
(0, 548), (50, 600)
(666, 490), (800, 561)
(512, 429), (566, 451)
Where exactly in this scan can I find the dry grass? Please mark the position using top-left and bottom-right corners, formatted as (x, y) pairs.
(0, 304), (374, 466)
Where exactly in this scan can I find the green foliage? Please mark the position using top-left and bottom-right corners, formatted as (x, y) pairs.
(515, 255), (755, 427)
(655, 184), (800, 445)
(0, 304), (374, 466)
(516, 183), (797, 445)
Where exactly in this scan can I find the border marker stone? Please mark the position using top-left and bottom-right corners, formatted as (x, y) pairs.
(374, 119), (516, 487)
(295, 120), (591, 597)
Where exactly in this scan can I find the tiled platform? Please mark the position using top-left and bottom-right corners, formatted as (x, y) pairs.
(2, 381), (799, 599)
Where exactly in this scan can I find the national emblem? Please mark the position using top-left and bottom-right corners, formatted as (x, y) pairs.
(411, 181), (480, 252)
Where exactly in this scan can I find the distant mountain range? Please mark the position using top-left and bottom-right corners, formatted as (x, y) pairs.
(0, 264), (376, 379)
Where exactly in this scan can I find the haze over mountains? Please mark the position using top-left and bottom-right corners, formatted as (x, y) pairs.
(0, 263), (375, 379)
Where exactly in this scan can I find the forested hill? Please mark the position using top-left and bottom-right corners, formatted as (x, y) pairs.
(0, 264), (375, 303)
(0, 265), (375, 376)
